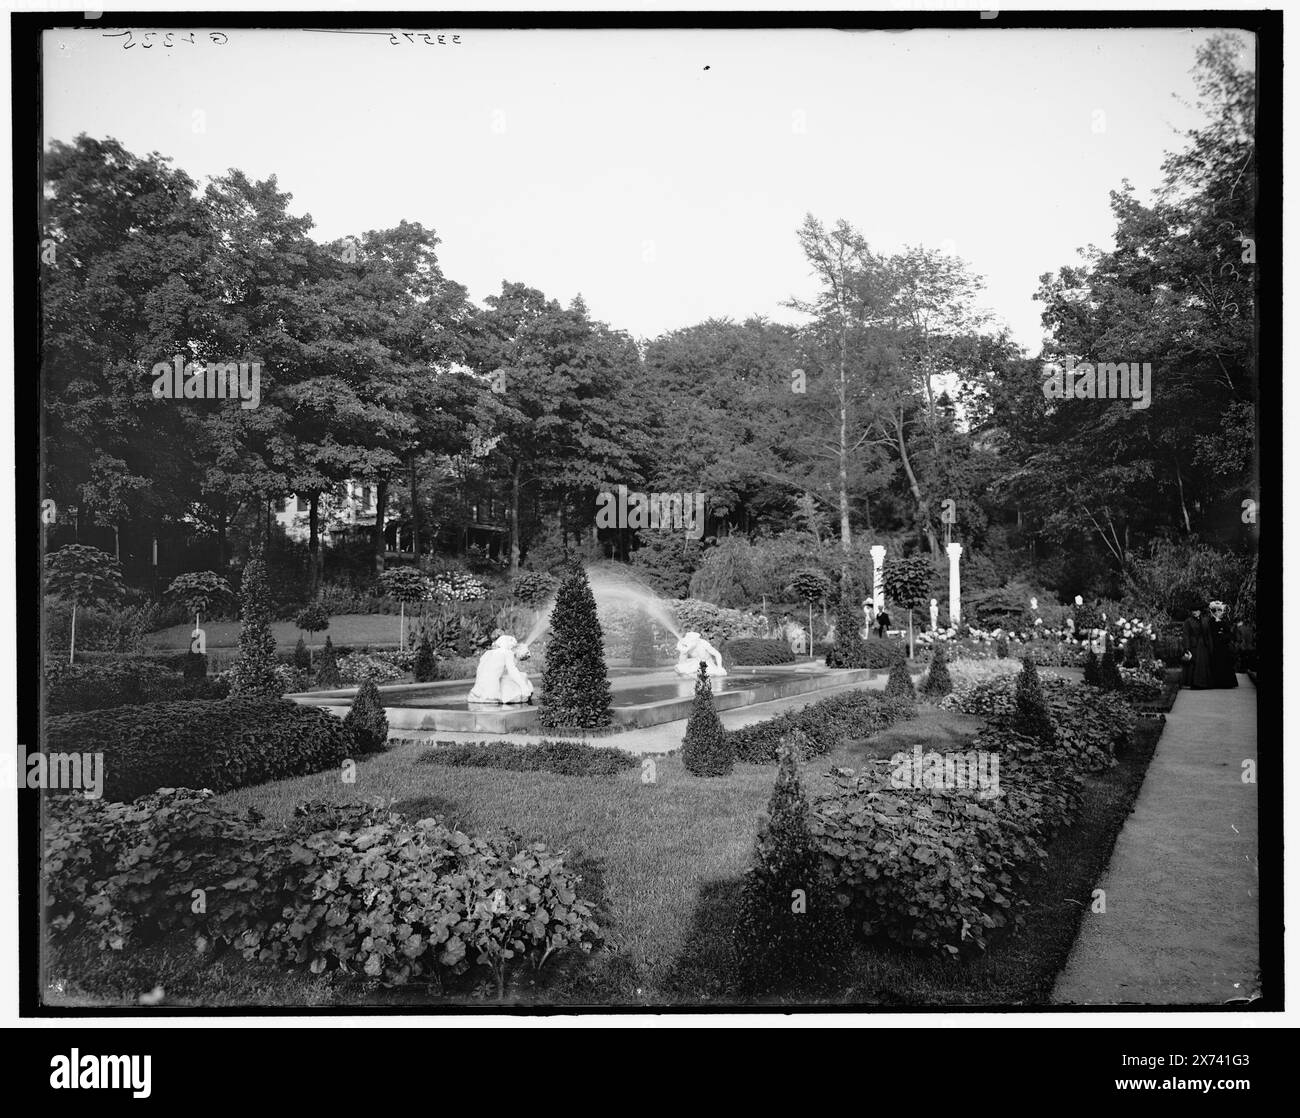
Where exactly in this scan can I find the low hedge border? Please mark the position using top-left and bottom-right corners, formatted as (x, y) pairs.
(44, 698), (355, 801)
(721, 638), (796, 667)
(412, 738), (639, 776)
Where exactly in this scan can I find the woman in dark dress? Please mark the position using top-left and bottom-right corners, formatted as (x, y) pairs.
(1181, 604), (1213, 689)
(874, 608), (892, 640)
(1208, 601), (1238, 689)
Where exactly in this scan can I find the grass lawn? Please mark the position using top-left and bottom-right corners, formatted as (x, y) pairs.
(43, 701), (1162, 1009)
(146, 613), (407, 651)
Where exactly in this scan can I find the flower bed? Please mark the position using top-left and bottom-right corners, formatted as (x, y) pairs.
(812, 726), (1085, 954)
(941, 673), (1134, 773)
(43, 790), (600, 992)
(727, 690), (916, 764)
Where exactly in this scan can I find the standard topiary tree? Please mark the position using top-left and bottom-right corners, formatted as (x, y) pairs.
(681, 660), (734, 776)
(788, 567), (834, 646)
(295, 601), (330, 661)
(920, 640), (952, 698)
(166, 570), (234, 649)
(315, 635), (342, 689)
(885, 653), (916, 698)
(1012, 655), (1056, 746)
(883, 554), (934, 660)
(825, 592), (870, 668)
(378, 567), (429, 650)
(344, 678), (389, 754)
(537, 563), (613, 729)
(629, 612), (658, 668)
(230, 544), (283, 698)
(44, 544), (126, 664)
(732, 733), (851, 993)
(413, 630), (437, 683)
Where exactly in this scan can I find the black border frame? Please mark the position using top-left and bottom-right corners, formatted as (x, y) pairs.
(14, 8), (1282, 1021)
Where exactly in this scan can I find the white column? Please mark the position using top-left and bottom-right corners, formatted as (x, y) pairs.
(947, 542), (963, 626)
(870, 545), (886, 617)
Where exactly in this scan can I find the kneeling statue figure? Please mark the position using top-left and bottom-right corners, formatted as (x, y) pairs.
(674, 631), (727, 677)
(467, 634), (535, 704)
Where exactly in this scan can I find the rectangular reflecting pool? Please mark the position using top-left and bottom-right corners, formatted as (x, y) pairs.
(287, 666), (873, 734)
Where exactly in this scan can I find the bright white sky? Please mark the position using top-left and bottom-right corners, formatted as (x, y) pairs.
(42, 24), (1245, 355)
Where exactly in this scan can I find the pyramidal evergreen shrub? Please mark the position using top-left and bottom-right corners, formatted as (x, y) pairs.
(293, 636), (311, 671)
(315, 635), (342, 689)
(1083, 649), (1101, 686)
(1012, 655), (1056, 746)
(537, 564), (613, 729)
(1099, 636), (1124, 692)
(414, 631), (437, 683)
(825, 593), (869, 669)
(920, 640), (952, 698)
(733, 733), (851, 993)
(681, 661), (733, 776)
(885, 653), (915, 699)
(345, 678), (389, 754)
(230, 546), (283, 698)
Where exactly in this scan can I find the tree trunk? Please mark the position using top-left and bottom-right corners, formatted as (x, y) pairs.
(69, 602), (77, 665)
(409, 456), (422, 558)
(895, 412), (939, 556)
(373, 477), (389, 575)
(509, 462), (522, 574)
(308, 491), (322, 595)
(837, 293), (852, 585)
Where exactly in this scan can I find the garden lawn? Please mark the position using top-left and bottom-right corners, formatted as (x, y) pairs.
(146, 613), (407, 651)
(213, 741), (780, 1004)
(43, 700), (1161, 1008)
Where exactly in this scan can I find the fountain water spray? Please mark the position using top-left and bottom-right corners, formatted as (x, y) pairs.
(521, 563), (683, 648)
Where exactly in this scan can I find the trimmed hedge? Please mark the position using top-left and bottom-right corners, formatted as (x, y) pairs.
(45, 662), (229, 715)
(728, 690), (917, 764)
(44, 698), (354, 801)
(416, 738), (639, 776)
(722, 638), (796, 667)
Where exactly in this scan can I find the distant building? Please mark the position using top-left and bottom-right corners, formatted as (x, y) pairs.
(274, 480), (380, 544)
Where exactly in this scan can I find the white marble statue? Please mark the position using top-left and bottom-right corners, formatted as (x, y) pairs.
(467, 634), (535, 704)
(675, 631), (728, 677)
(929, 597), (939, 631)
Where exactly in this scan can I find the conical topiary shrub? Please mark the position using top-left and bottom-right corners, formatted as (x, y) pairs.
(537, 564), (613, 729)
(825, 592), (870, 669)
(229, 544), (282, 698)
(1099, 636), (1123, 692)
(1083, 649), (1101, 686)
(732, 733), (851, 993)
(315, 635), (342, 689)
(1012, 655), (1056, 746)
(920, 640), (952, 698)
(414, 631), (437, 683)
(345, 678), (389, 754)
(629, 612), (658, 669)
(682, 660), (734, 776)
(885, 654), (915, 698)
(293, 635), (311, 671)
